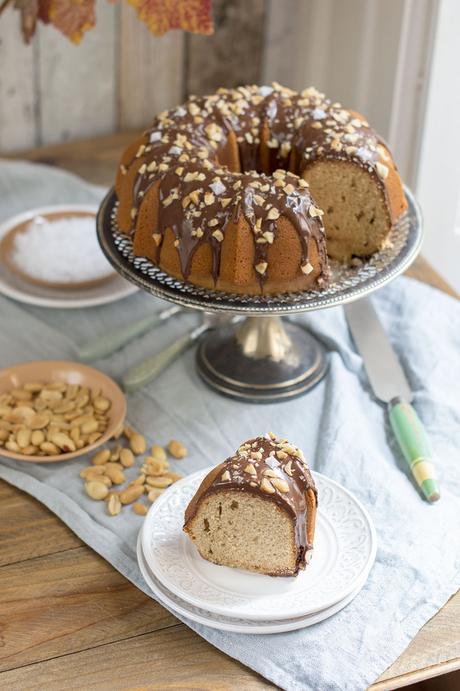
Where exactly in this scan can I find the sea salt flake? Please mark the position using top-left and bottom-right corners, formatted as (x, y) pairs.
(11, 216), (114, 285)
(311, 108), (326, 120)
(357, 147), (373, 162)
(210, 180), (226, 196)
(258, 85), (273, 98)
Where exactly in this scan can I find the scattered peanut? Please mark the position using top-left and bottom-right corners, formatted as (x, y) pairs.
(167, 439), (187, 459)
(107, 494), (122, 516)
(143, 456), (168, 476)
(85, 480), (109, 500)
(105, 466), (126, 485)
(130, 433), (146, 455)
(120, 448), (134, 468)
(147, 476), (173, 489)
(150, 444), (167, 463)
(119, 485), (144, 505)
(105, 462), (123, 472)
(110, 444), (122, 462)
(77, 425), (184, 517)
(92, 448), (111, 465)
(80, 466), (105, 479)
(123, 424), (136, 440)
(97, 475), (113, 488)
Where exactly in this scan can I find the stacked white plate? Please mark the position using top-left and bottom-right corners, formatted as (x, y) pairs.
(137, 468), (377, 634)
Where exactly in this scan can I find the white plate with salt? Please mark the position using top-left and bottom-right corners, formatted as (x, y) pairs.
(0, 205), (137, 308)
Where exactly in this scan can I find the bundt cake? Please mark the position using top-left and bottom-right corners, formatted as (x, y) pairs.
(115, 83), (407, 295)
(183, 433), (317, 576)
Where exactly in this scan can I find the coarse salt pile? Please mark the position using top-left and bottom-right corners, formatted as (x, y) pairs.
(11, 215), (115, 284)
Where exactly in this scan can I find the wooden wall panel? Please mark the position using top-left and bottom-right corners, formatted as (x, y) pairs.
(118, 3), (185, 131)
(0, 0), (437, 181)
(262, 0), (312, 90)
(186, 0), (266, 96)
(263, 0), (435, 182)
(0, 7), (36, 151)
(36, 0), (117, 146)
(352, 0), (406, 138)
(386, 0), (439, 184)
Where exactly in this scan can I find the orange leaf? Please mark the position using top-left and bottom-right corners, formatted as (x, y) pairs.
(38, 0), (52, 22)
(128, 0), (213, 37)
(48, 0), (95, 44)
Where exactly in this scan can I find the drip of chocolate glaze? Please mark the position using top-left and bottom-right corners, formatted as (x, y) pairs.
(183, 433), (318, 575)
(120, 83), (393, 289)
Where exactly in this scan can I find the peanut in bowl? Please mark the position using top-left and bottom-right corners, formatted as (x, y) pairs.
(0, 360), (126, 463)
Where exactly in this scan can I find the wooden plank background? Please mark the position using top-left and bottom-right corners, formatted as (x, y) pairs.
(0, 0), (267, 152)
(0, 0), (437, 188)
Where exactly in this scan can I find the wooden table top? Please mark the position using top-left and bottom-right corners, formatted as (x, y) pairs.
(1, 133), (459, 690)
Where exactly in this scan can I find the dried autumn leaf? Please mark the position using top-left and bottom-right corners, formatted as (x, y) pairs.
(12, 0), (39, 43)
(38, 0), (51, 23)
(48, 0), (95, 44)
(127, 0), (213, 37)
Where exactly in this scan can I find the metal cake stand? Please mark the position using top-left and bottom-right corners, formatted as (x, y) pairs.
(97, 186), (422, 402)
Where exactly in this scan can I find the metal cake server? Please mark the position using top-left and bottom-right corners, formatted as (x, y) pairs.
(345, 297), (440, 503)
(121, 313), (230, 393)
(77, 305), (183, 362)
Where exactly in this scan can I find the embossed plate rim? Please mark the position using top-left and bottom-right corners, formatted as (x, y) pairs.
(136, 529), (370, 634)
(141, 468), (377, 620)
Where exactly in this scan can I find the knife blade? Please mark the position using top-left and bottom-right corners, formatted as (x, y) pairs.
(345, 297), (440, 503)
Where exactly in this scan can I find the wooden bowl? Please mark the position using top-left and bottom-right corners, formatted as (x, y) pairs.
(0, 207), (117, 291)
(0, 361), (126, 463)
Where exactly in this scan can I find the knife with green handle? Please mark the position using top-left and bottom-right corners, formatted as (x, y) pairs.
(345, 298), (440, 503)
(77, 305), (182, 362)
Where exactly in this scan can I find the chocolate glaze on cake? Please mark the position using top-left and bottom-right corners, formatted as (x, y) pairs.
(184, 433), (317, 574)
(117, 82), (406, 293)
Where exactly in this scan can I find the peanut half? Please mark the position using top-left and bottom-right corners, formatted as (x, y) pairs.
(119, 485), (144, 505)
(107, 494), (122, 516)
(167, 440), (187, 459)
(85, 481), (109, 500)
(130, 433), (146, 455)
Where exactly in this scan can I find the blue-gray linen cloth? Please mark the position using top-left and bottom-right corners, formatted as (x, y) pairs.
(0, 160), (459, 691)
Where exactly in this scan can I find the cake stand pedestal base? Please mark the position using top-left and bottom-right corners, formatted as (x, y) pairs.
(196, 316), (329, 402)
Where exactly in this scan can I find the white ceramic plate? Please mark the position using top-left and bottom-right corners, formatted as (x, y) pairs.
(0, 205), (138, 308)
(142, 468), (376, 621)
(137, 528), (369, 634)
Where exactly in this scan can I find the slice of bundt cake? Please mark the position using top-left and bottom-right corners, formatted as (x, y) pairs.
(183, 433), (317, 576)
